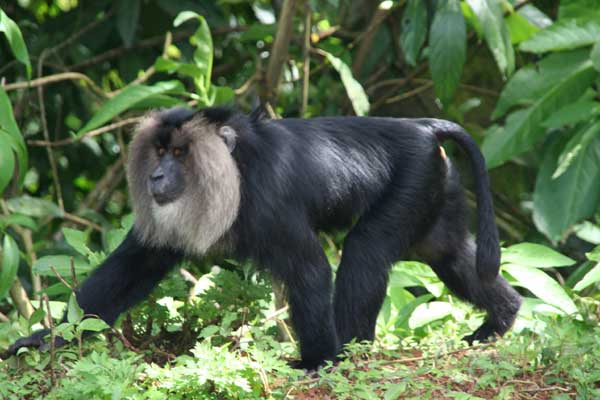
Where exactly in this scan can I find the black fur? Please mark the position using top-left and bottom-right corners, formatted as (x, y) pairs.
(4, 108), (521, 370)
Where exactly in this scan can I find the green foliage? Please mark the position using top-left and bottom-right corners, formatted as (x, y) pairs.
(429, 0), (466, 105)
(322, 50), (370, 116)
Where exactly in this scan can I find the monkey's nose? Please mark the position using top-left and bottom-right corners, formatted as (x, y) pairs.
(151, 168), (164, 181)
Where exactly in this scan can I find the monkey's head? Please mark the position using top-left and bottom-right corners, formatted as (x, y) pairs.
(127, 107), (241, 254)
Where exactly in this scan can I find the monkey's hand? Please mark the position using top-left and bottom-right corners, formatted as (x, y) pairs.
(1, 329), (68, 359)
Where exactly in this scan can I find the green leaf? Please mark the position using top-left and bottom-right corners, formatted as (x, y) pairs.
(465, 0), (514, 76)
(592, 41), (600, 72)
(505, 11), (539, 44)
(502, 243), (575, 268)
(0, 88), (27, 187)
(429, 0), (466, 105)
(117, 0), (140, 47)
(542, 99), (600, 129)
(533, 133), (600, 242)
(322, 51), (370, 116)
(0, 235), (19, 301)
(63, 228), (90, 257)
(588, 245), (600, 261)
(0, 213), (36, 230)
(520, 19), (600, 53)
(503, 264), (578, 315)
(573, 262), (600, 291)
(7, 195), (63, 218)
(174, 12), (213, 97)
(29, 307), (46, 328)
(0, 9), (31, 78)
(32, 255), (92, 277)
(408, 301), (453, 329)
(574, 221), (600, 244)
(77, 81), (182, 136)
(67, 295), (84, 324)
(400, 0), (428, 66)
(482, 50), (597, 168)
(77, 318), (109, 333)
(552, 119), (600, 178)
(0, 132), (15, 195)
(558, 0), (600, 21)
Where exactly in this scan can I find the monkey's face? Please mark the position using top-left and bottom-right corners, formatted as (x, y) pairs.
(127, 108), (241, 253)
(149, 140), (189, 205)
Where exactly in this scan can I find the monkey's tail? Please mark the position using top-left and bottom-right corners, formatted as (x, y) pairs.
(427, 119), (500, 283)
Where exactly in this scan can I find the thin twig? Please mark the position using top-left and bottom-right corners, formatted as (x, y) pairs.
(27, 117), (141, 147)
(62, 212), (102, 231)
(301, 3), (312, 116)
(43, 294), (57, 387)
(70, 257), (79, 293)
(2, 72), (107, 97)
(50, 266), (73, 291)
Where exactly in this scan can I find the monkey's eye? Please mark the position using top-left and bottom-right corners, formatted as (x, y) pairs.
(173, 147), (185, 158)
(157, 147), (166, 156)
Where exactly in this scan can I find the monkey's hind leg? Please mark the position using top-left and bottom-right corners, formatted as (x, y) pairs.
(416, 180), (521, 343)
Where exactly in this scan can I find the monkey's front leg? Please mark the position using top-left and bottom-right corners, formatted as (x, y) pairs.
(267, 236), (339, 370)
(2, 229), (182, 358)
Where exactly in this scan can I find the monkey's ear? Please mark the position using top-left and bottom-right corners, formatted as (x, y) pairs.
(218, 126), (237, 152)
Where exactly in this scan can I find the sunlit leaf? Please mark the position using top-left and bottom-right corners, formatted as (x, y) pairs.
(77, 81), (183, 136)
(502, 243), (575, 268)
(483, 50), (597, 168)
(503, 264), (578, 315)
(408, 301), (453, 329)
(573, 262), (600, 291)
(465, 0), (514, 76)
(505, 11), (539, 44)
(520, 19), (600, 53)
(33, 255), (92, 277)
(78, 318), (109, 333)
(322, 51), (370, 116)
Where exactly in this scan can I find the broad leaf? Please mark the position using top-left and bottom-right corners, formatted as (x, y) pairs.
(533, 133), (600, 241)
(7, 196), (63, 218)
(0, 213), (36, 230)
(429, 0), (466, 105)
(558, 0), (600, 21)
(466, 0), (514, 76)
(117, 0), (140, 47)
(323, 51), (370, 116)
(67, 295), (84, 324)
(0, 132), (15, 195)
(505, 11), (539, 44)
(520, 19), (600, 53)
(32, 255), (92, 277)
(408, 301), (453, 329)
(0, 9), (31, 78)
(0, 88), (27, 187)
(553, 119), (600, 178)
(482, 50), (597, 168)
(573, 262), (600, 291)
(77, 81), (182, 136)
(174, 12), (213, 98)
(502, 243), (575, 268)
(592, 41), (600, 72)
(63, 228), (90, 257)
(0, 235), (19, 300)
(77, 318), (109, 333)
(400, 0), (427, 66)
(503, 264), (578, 315)
(542, 99), (600, 129)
